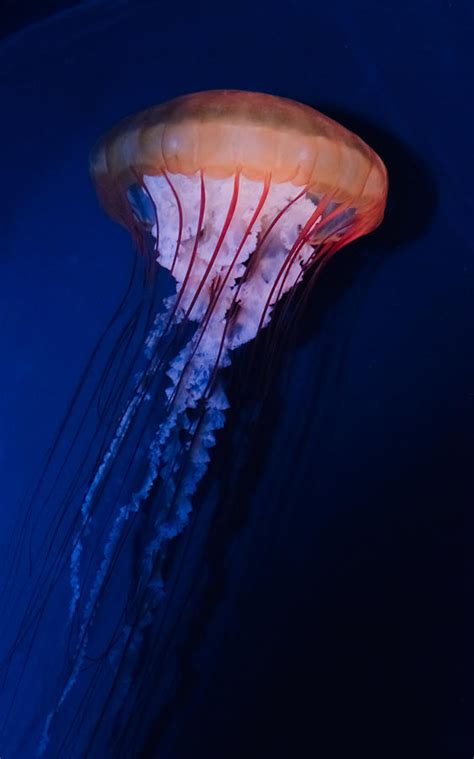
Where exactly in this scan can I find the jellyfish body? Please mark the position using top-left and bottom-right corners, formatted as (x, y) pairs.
(1, 91), (387, 755)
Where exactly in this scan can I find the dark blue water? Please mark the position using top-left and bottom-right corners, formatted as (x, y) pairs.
(1, 1), (473, 756)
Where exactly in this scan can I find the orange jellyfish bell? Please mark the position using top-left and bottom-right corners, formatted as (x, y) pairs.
(91, 89), (387, 237)
(90, 90), (387, 338)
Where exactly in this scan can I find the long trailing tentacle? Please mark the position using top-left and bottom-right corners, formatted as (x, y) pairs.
(1, 169), (359, 756)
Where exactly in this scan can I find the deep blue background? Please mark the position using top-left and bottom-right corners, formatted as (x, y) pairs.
(1, 0), (473, 757)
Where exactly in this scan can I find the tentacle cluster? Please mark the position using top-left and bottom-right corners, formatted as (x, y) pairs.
(2, 171), (357, 757)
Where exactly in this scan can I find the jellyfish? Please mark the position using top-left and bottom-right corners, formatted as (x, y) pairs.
(0, 90), (387, 756)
